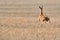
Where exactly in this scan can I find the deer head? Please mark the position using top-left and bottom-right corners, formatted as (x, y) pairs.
(39, 5), (43, 9)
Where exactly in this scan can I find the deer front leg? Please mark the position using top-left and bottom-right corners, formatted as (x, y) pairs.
(39, 18), (40, 21)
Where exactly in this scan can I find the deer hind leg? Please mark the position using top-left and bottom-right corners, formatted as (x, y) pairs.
(44, 19), (51, 24)
(48, 20), (51, 23)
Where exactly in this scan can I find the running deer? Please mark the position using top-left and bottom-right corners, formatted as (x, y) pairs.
(39, 6), (51, 23)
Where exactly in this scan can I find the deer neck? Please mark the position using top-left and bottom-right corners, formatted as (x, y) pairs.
(40, 8), (43, 15)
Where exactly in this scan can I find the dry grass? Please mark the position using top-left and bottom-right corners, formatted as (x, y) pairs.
(0, 17), (60, 40)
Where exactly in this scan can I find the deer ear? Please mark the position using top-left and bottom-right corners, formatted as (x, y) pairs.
(39, 6), (41, 9)
(39, 5), (43, 8)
